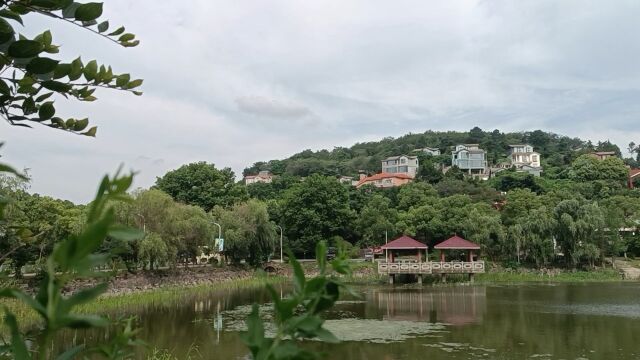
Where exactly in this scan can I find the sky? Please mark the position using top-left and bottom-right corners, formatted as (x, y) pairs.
(1, 0), (640, 203)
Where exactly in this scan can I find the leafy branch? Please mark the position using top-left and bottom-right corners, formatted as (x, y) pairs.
(0, 0), (141, 135)
(241, 241), (353, 360)
(0, 169), (145, 360)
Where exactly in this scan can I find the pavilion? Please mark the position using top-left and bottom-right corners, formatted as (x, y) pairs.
(380, 235), (428, 263)
(434, 235), (481, 261)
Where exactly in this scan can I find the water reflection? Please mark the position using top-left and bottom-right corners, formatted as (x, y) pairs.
(365, 286), (486, 325)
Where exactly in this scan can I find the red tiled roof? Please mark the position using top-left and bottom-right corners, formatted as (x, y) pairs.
(434, 235), (481, 250)
(356, 172), (413, 187)
(380, 235), (428, 249)
(592, 151), (616, 156)
(630, 169), (640, 178)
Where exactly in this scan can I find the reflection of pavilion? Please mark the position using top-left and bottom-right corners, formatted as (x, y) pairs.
(368, 287), (486, 326)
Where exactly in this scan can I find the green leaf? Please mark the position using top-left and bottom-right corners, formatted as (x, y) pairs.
(26, 57), (59, 74)
(97, 20), (109, 33)
(108, 225), (143, 241)
(53, 63), (71, 79)
(315, 327), (340, 343)
(125, 79), (143, 89)
(0, 18), (15, 44)
(62, 2), (81, 19)
(42, 30), (52, 46)
(63, 283), (107, 310)
(2, 311), (30, 359)
(82, 126), (97, 137)
(240, 304), (265, 353)
(118, 33), (134, 42)
(31, 0), (61, 9)
(108, 26), (125, 36)
(0, 9), (23, 25)
(289, 251), (306, 293)
(38, 101), (55, 120)
(56, 345), (86, 360)
(0, 79), (10, 95)
(74, 3), (103, 21)
(72, 117), (89, 131)
(60, 314), (109, 329)
(42, 80), (71, 92)
(316, 240), (327, 273)
(8, 40), (43, 58)
(83, 59), (97, 81)
(69, 57), (83, 80)
(115, 73), (130, 87)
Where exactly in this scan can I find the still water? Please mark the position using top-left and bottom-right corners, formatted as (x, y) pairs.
(58, 282), (640, 359)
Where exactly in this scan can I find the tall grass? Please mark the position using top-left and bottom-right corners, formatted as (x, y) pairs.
(1, 275), (286, 327)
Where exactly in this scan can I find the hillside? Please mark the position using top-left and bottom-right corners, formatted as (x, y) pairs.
(243, 127), (630, 178)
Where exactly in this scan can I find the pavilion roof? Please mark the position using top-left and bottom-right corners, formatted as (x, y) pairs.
(434, 235), (481, 250)
(380, 235), (428, 250)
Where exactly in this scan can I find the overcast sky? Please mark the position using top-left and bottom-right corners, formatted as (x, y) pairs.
(2, 0), (639, 203)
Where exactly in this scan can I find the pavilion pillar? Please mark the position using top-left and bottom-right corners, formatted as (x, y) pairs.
(389, 274), (395, 285)
(441, 273), (446, 283)
(440, 250), (445, 262)
(469, 273), (474, 283)
(469, 251), (474, 262)
(417, 274), (423, 285)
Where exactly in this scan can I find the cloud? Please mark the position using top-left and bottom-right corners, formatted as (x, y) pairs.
(235, 96), (312, 119)
(2, 0), (640, 202)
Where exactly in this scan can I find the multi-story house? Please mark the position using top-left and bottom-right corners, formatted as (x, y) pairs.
(381, 155), (419, 178)
(244, 170), (273, 185)
(414, 147), (441, 156)
(355, 172), (413, 189)
(451, 144), (487, 176)
(508, 144), (542, 176)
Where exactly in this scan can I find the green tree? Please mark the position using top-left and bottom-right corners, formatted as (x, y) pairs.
(553, 200), (604, 267)
(138, 232), (168, 270)
(211, 199), (275, 266)
(280, 175), (354, 257)
(155, 162), (248, 211)
(396, 181), (437, 211)
(355, 194), (397, 247)
(570, 154), (628, 183)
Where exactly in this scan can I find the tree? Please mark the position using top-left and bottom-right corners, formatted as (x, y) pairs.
(211, 199), (275, 266)
(501, 188), (542, 226)
(280, 175), (354, 257)
(0, 1), (141, 134)
(355, 194), (397, 247)
(155, 162), (248, 211)
(553, 200), (604, 268)
(138, 232), (168, 271)
(570, 154), (628, 183)
(396, 181), (437, 211)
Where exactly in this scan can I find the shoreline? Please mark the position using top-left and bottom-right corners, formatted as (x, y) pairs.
(1, 265), (627, 326)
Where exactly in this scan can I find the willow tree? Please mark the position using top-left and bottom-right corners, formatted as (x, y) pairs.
(553, 200), (604, 268)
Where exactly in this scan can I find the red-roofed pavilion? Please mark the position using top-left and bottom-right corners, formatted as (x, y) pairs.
(380, 235), (428, 263)
(434, 235), (481, 262)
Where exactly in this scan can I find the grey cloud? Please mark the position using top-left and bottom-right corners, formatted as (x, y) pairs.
(235, 96), (312, 119)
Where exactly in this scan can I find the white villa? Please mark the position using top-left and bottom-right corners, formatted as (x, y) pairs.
(508, 144), (542, 176)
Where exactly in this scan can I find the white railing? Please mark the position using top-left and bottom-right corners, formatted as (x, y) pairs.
(378, 261), (485, 275)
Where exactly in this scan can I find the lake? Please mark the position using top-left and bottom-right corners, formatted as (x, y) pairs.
(56, 282), (640, 359)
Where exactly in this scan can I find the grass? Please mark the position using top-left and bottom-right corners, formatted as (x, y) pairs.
(0, 275), (286, 327)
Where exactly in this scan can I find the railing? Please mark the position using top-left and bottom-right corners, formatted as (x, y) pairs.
(378, 261), (485, 275)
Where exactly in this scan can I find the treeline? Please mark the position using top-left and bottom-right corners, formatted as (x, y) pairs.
(2, 130), (640, 275)
(243, 128), (640, 178)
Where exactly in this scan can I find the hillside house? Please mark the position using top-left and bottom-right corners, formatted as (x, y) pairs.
(451, 144), (488, 176)
(414, 147), (441, 156)
(508, 144), (542, 176)
(381, 155), (419, 178)
(355, 172), (413, 189)
(244, 170), (273, 185)
(591, 151), (616, 160)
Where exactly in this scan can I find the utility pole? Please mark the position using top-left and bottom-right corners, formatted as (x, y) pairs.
(213, 222), (222, 245)
(276, 225), (284, 263)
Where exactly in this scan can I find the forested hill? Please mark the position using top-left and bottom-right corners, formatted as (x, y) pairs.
(243, 128), (631, 178)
